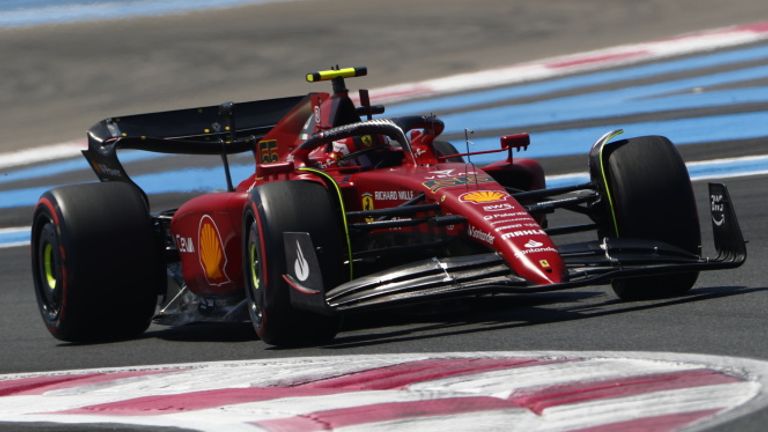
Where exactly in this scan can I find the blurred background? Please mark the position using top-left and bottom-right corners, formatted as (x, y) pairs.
(3, 0), (768, 149)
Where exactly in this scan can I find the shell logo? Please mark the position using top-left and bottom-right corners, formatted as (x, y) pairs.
(459, 190), (509, 204)
(198, 215), (230, 285)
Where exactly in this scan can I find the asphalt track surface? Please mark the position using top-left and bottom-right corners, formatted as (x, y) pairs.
(2, 1), (768, 431)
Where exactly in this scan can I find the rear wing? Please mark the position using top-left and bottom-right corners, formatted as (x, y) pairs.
(83, 95), (308, 188)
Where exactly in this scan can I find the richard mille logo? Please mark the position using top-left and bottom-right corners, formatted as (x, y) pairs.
(294, 240), (310, 282)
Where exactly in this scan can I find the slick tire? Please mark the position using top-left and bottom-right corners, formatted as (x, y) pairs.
(31, 182), (163, 342)
(602, 136), (701, 300)
(243, 181), (342, 346)
(432, 140), (464, 163)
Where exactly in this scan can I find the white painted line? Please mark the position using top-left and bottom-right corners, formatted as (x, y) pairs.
(0, 141), (83, 170)
(0, 226), (29, 234)
(693, 169), (768, 181)
(687, 154), (768, 181)
(686, 153), (768, 167)
(0, 227), (30, 250)
(369, 21), (768, 103)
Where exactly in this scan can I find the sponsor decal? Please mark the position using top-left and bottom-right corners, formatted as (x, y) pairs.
(460, 190), (509, 204)
(175, 235), (195, 253)
(313, 105), (321, 123)
(257, 139), (278, 163)
(424, 169), (456, 179)
(483, 211), (530, 221)
(501, 229), (546, 240)
(360, 134), (374, 147)
(711, 193), (725, 226)
(361, 193), (375, 223)
(293, 240), (310, 282)
(492, 220), (541, 229)
(525, 239), (544, 248)
(493, 223), (523, 231)
(467, 225), (495, 245)
(198, 215), (230, 285)
(422, 172), (495, 192)
(388, 216), (411, 231)
(514, 246), (558, 258)
(539, 259), (551, 268)
(483, 203), (514, 212)
(374, 190), (415, 201)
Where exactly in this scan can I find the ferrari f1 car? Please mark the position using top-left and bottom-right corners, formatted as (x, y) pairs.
(31, 67), (747, 345)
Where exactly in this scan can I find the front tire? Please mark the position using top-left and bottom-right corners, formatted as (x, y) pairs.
(31, 182), (163, 342)
(600, 136), (700, 300)
(243, 181), (343, 346)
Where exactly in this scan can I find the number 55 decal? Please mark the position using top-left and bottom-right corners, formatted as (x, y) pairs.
(258, 140), (278, 163)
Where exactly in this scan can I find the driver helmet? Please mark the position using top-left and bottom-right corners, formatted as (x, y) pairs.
(316, 134), (391, 168)
(333, 134), (388, 156)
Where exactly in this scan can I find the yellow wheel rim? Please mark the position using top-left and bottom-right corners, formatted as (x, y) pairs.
(43, 243), (56, 290)
(249, 242), (259, 290)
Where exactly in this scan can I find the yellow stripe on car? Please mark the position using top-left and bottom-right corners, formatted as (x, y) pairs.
(298, 167), (354, 280)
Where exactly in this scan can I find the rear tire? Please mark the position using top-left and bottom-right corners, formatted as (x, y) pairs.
(243, 181), (342, 346)
(601, 136), (700, 300)
(31, 182), (163, 342)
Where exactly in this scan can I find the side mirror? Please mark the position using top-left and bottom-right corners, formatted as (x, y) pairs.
(500, 133), (530, 150)
(500, 133), (530, 162)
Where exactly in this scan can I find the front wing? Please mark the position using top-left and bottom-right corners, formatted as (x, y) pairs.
(299, 183), (746, 312)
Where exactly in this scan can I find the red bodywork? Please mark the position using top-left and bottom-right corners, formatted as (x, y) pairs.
(170, 87), (561, 299)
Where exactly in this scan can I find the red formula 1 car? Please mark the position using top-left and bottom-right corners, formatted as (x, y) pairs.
(31, 67), (746, 345)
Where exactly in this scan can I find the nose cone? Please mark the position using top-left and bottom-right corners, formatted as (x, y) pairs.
(507, 236), (565, 285)
(487, 222), (565, 285)
(442, 189), (566, 285)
